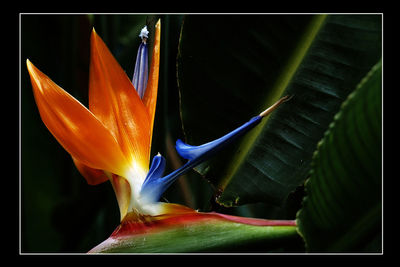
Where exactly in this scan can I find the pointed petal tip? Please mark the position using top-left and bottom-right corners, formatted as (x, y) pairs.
(91, 27), (101, 43)
(26, 59), (44, 78)
(26, 59), (44, 85)
(259, 95), (292, 117)
(26, 58), (34, 71)
(91, 27), (97, 39)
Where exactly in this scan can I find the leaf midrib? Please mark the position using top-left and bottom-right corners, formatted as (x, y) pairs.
(217, 14), (328, 191)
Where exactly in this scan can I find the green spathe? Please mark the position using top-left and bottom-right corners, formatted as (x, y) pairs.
(89, 212), (299, 253)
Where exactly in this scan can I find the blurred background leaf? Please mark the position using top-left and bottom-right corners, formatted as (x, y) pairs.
(177, 14), (382, 211)
(297, 60), (382, 252)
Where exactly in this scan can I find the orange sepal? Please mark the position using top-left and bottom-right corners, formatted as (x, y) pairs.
(89, 29), (151, 169)
(27, 59), (130, 177)
(72, 157), (109, 185)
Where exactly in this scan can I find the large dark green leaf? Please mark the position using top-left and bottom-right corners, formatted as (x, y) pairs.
(177, 15), (382, 207)
(296, 60), (382, 252)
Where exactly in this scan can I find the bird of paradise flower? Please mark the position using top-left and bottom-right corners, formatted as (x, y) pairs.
(26, 19), (295, 253)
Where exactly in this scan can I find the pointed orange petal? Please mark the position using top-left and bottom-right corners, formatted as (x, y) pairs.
(89, 29), (151, 170)
(142, 19), (161, 142)
(72, 157), (109, 185)
(27, 59), (130, 177)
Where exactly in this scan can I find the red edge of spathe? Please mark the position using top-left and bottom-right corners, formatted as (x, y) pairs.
(110, 211), (297, 238)
(88, 211), (297, 253)
(207, 212), (297, 227)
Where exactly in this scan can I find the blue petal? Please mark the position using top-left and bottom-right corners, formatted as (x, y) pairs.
(140, 154), (167, 203)
(175, 139), (199, 160)
(132, 42), (148, 99)
(175, 116), (262, 161)
(143, 153), (166, 185)
(141, 115), (263, 202)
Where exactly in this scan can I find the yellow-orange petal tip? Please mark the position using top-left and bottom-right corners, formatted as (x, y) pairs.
(26, 58), (33, 70)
